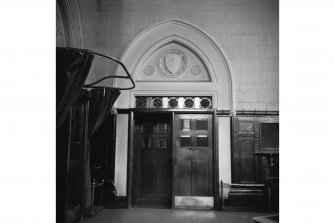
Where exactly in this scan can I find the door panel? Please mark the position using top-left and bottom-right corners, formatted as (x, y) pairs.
(179, 161), (192, 196)
(133, 115), (172, 206)
(239, 138), (256, 183)
(174, 114), (214, 208)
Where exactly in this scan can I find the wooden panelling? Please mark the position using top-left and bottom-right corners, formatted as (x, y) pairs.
(239, 138), (256, 183)
(239, 122), (254, 132)
(232, 116), (280, 184)
(175, 160), (212, 196)
(141, 160), (153, 193)
(229, 115), (279, 210)
(179, 161), (192, 196)
(196, 161), (209, 196)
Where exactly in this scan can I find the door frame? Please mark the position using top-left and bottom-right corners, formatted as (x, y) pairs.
(125, 109), (219, 210)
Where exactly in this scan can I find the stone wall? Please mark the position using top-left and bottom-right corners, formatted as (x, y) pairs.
(91, 0), (279, 110)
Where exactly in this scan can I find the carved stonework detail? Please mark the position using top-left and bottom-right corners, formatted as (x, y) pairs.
(56, 4), (66, 47)
(191, 65), (201, 75)
(144, 65), (155, 76)
(159, 50), (187, 78)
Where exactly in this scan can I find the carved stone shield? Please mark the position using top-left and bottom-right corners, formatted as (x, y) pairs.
(165, 52), (183, 74)
(159, 50), (187, 78)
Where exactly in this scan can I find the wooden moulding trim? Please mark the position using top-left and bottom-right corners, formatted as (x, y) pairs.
(213, 111), (219, 210)
(117, 108), (216, 114)
(117, 108), (279, 116)
(126, 111), (134, 209)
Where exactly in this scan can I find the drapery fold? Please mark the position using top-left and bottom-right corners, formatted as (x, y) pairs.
(83, 88), (121, 213)
(88, 88), (121, 138)
(56, 47), (95, 129)
(57, 47), (128, 219)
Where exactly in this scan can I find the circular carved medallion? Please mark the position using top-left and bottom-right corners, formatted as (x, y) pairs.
(144, 65), (155, 76)
(152, 97), (163, 108)
(159, 50), (187, 78)
(168, 97), (179, 108)
(191, 65), (201, 75)
(200, 98), (211, 109)
(184, 97), (195, 108)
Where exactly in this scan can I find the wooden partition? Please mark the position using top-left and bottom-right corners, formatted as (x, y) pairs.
(228, 115), (279, 210)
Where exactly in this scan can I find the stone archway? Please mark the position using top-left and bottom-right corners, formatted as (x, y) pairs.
(56, 0), (83, 48)
(115, 19), (234, 110)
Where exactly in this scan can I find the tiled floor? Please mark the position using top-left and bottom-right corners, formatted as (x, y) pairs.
(82, 208), (272, 223)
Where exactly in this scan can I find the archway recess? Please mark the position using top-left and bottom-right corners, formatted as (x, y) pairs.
(115, 19), (233, 110)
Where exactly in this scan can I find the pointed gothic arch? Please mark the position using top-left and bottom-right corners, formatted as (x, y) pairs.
(115, 19), (233, 110)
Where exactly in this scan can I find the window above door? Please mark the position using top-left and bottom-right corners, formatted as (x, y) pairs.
(135, 96), (212, 109)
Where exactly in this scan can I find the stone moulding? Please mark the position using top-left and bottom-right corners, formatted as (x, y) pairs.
(115, 19), (234, 110)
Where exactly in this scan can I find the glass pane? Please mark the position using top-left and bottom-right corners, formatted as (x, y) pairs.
(142, 137), (152, 148)
(152, 97), (163, 108)
(195, 119), (208, 130)
(261, 123), (279, 148)
(142, 123), (153, 134)
(196, 135), (208, 147)
(156, 137), (168, 148)
(136, 97), (147, 108)
(180, 119), (191, 131)
(157, 123), (168, 133)
(180, 135), (192, 147)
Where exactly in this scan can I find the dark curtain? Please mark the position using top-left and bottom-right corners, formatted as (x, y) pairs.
(88, 88), (121, 138)
(83, 88), (121, 212)
(56, 47), (95, 129)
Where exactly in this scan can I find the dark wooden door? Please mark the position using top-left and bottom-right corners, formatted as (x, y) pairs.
(174, 114), (214, 208)
(133, 115), (172, 207)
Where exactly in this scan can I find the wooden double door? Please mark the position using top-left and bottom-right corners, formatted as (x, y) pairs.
(133, 113), (214, 209)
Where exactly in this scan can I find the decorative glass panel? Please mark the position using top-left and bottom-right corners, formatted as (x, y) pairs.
(200, 97), (212, 109)
(195, 119), (208, 130)
(196, 135), (208, 147)
(157, 123), (168, 133)
(180, 135), (192, 147)
(142, 123), (153, 134)
(136, 97), (147, 108)
(142, 137), (152, 148)
(152, 97), (163, 108)
(135, 96), (212, 109)
(184, 97), (195, 108)
(156, 137), (168, 148)
(168, 97), (179, 108)
(180, 119), (191, 131)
